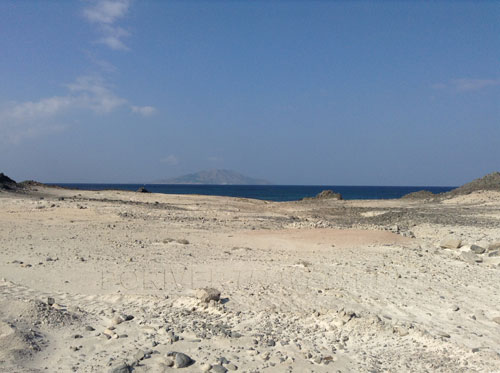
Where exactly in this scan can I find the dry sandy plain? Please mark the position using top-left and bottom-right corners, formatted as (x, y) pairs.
(1, 184), (500, 372)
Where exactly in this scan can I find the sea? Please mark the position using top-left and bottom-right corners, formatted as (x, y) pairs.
(49, 184), (455, 202)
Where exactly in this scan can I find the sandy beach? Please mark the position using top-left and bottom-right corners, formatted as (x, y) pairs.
(1, 183), (500, 372)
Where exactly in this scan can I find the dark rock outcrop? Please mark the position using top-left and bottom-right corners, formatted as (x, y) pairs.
(136, 187), (150, 193)
(0, 173), (17, 190)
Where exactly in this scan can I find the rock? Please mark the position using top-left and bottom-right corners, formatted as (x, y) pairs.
(196, 288), (221, 303)
(109, 362), (130, 373)
(440, 238), (462, 249)
(200, 363), (212, 372)
(470, 245), (486, 254)
(85, 325), (95, 331)
(112, 315), (124, 325)
(492, 317), (500, 324)
(226, 363), (238, 371)
(437, 331), (451, 338)
(167, 331), (179, 344)
(174, 352), (193, 368)
(488, 250), (499, 257)
(176, 239), (189, 245)
(103, 328), (116, 338)
(47, 297), (55, 306)
(401, 190), (435, 200)
(460, 251), (482, 264)
(488, 242), (500, 251)
(0, 173), (17, 190)
(212, 365), (228, 373)
(303, 190), (343, 201)
(134, 350), (145, 361)
(136, 186), (150, 193)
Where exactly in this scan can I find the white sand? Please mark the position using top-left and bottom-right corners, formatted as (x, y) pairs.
(0, 186), (499, 372)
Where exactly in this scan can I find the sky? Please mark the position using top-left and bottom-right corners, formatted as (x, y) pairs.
(0, 0), (499, 186)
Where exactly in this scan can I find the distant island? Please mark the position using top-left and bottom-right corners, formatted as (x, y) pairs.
(153, 169), (271, 185)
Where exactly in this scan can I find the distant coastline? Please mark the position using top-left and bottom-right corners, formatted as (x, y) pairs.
(46, 183), (456, 202)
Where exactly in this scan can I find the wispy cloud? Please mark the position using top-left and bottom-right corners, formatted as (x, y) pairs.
(433, 78), (500, 93)
(83, 0), (131, 50)
(67, 75), (127, 113)
(0, 75), (127, 143)
(161, 155), (179, 166)
(131, 105), (156, 116)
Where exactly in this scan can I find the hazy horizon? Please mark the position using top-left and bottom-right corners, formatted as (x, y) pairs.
(1, 1), (499, 186)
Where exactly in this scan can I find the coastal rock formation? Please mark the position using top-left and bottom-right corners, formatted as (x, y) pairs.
(303, 189), (343, 201)
(0, 173), (17, 190)
(401, 190), (435, 200)
(447, 171), (500, 196)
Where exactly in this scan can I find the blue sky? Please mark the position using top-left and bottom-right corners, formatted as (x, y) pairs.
(1, 1), (499, 185)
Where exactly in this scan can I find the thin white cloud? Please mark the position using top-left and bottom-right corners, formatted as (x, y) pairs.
(83, 0), (131, 51)
(83, 0), (130, 24)
(0, 75), (128, 143)
(452, 78), (500, 92)
(161, 155), (179, 166)
(67, 75), (127, 113)
(433, 78), (500, 93)
(131, 105), (156, 116)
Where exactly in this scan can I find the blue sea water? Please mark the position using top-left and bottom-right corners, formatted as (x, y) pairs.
(49, 184), (455, 202)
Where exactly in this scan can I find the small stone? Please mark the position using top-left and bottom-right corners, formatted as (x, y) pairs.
(134, 350), (145, 361)
(177, 239), (189, 245)
(109, 362), (130, 373)
(85, 325), (95, 331)
(112, 315), (124, 325)
(196, 288), (221, 303)
(47, 297), (55, 306)
(200, 363), (212, 372)
(460, 251), (481, 265)
(487, 242), (500, 251)
(488, 250), (499, 257)
(437, 331), (451, 338)
(174, 352), (192, 368)
(452, 305), (460, 312)
(226, 363), (238, 371)
(470, 245), (486, 254)
(103, 328), (116, 338)
(212, 365), (227, 373)
(472, 347), (480, 353)
(492, 317), (500, 325)
(440, 238), (462, 249)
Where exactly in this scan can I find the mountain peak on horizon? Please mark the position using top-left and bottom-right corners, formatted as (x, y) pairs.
(153, 169), (271, 185)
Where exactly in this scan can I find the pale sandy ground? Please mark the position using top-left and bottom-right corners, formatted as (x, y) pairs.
(0, 186), (500, 372)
